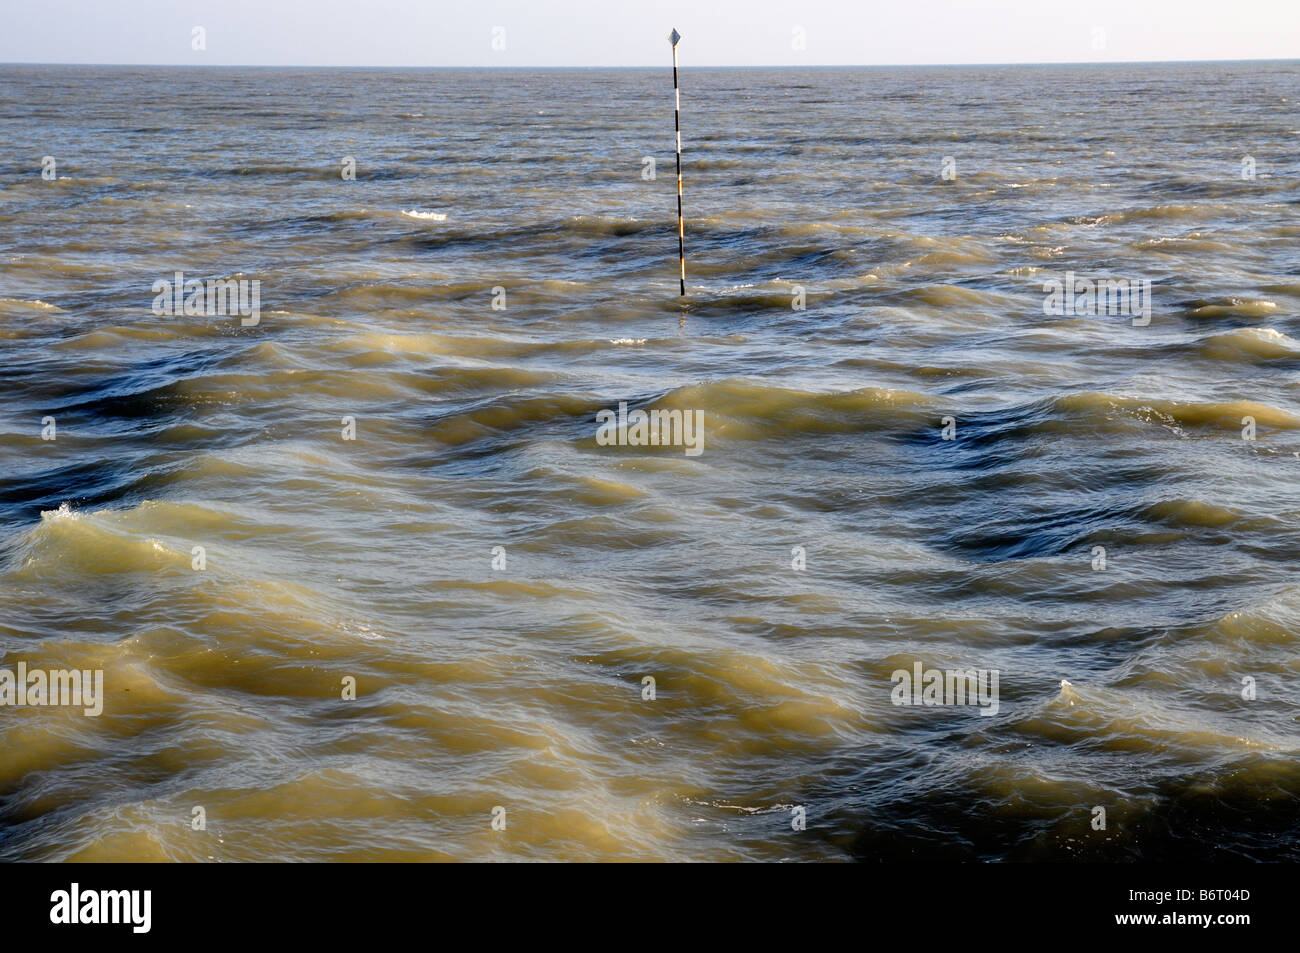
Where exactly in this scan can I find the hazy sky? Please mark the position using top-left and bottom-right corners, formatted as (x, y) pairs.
(3, 0), (1297, 67)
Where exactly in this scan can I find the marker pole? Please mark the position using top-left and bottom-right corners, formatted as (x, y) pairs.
(671, 28), (685, 296)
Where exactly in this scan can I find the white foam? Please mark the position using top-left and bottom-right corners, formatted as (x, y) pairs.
(41, 502), (79, 521)
(402, 209), (447, 221)
(0, 298), (60, 311)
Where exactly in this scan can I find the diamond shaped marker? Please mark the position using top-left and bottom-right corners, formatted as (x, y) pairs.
(670, 28), (681, 46)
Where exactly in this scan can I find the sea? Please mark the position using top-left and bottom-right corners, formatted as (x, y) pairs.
(1, 62), (1298, 860)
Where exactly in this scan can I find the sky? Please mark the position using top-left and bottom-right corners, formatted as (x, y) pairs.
(2, 0), (1297, 67)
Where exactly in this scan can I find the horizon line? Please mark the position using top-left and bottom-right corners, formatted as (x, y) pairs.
(2, 57), (1299, 70)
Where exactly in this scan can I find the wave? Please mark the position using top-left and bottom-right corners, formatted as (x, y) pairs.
(1028, 680), (1281, 754)
(1065, 204), (1234, 227)
(1184, 298), (1279, 319)
(0, 297), (63, 313)
(654, 380), (935, 440)
(1197, 327), (1300, 361)
(1143, 498), (1242, 529)
(1053, 392), (1300, 432)
(418, 379), (939, 452)
(7, 501), (213, 577)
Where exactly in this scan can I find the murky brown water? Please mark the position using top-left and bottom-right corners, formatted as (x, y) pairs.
(1, 63), (1298, 860)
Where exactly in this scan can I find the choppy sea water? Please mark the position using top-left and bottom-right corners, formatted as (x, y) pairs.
(1, 63), (1298, 861)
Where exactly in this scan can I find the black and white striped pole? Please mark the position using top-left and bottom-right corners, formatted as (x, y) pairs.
(670, 27), (685, 296)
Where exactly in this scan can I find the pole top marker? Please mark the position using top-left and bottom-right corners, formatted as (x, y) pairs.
(670, 28), (681, 46)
